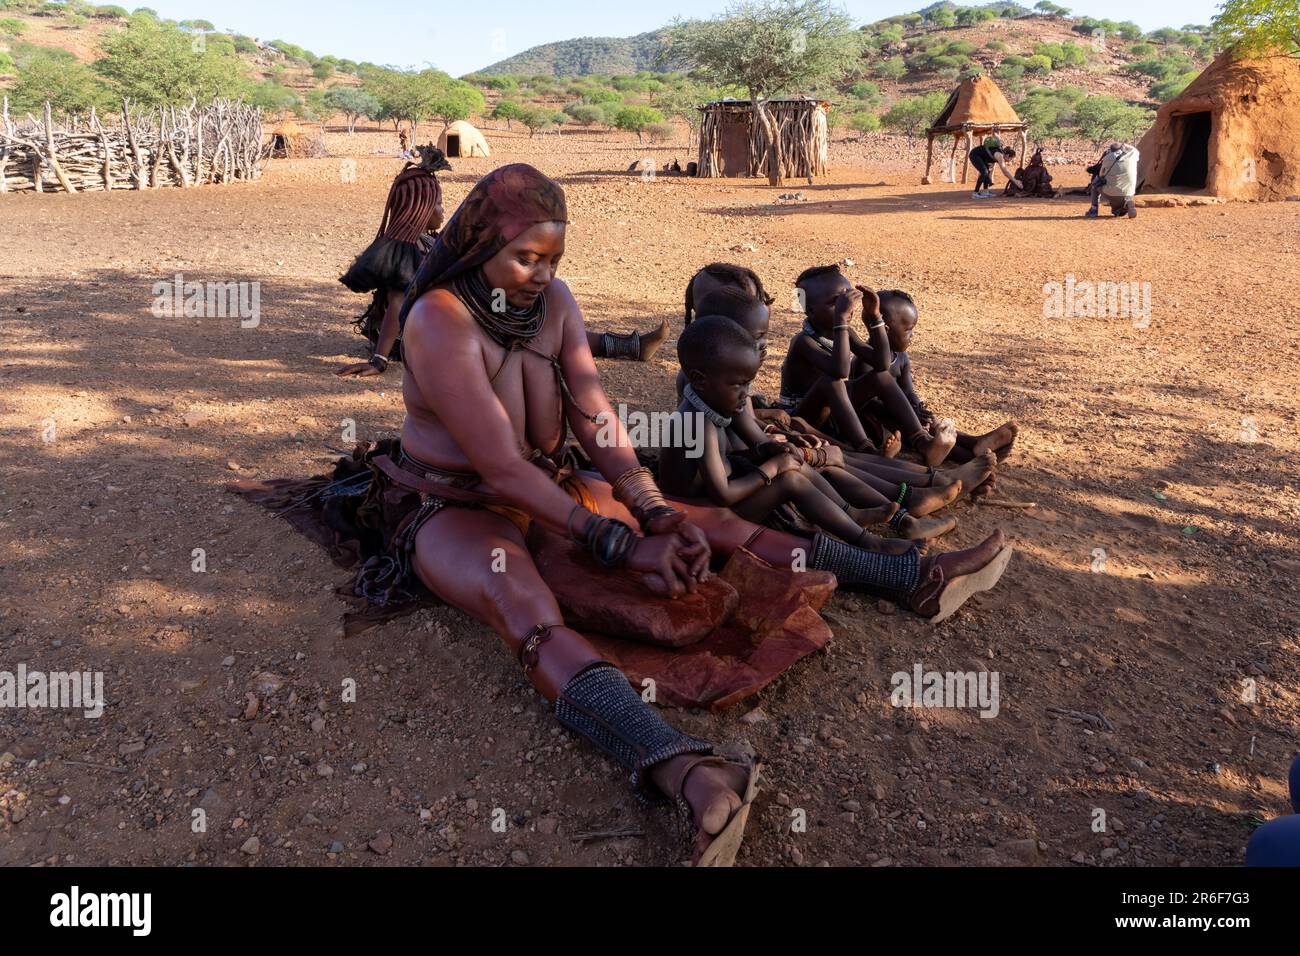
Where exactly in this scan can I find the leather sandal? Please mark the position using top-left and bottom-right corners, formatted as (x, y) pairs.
(907, 531), (1013, 624)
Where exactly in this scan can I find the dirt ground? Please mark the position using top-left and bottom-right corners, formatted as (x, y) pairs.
(2, 125), (1298, 868)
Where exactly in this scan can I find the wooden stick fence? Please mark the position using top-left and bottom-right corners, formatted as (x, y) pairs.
(0, 97), (265, 194)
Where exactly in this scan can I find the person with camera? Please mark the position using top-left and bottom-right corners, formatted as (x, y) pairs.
(1085, 142), (1140, 219)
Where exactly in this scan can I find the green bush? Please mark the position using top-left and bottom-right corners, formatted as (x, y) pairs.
(1025, 54), (1053, 74)
(848, 80), (880, 102)
(1149, 72), (1197, 102)
(873, 56), (906, 80)
(0, 50), (14, 74)
(0, 15), (26, 33)
(645, 121), (674, 143)
(850, 111), (880, 136)
(1128, 43), (1155, 57)
(985, 40), (1007, 52)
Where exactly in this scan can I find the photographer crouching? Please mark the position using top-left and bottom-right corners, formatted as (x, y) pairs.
(1085, 142), (1140, 219)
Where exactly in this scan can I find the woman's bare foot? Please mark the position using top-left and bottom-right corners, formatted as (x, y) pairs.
(940, 451), (997, 494)
(905, 479), (963, 516)
(881, 430), (902, 459)
(972, 421), (1018, 460)
(651, 755), (749, 863)
(898, 512), (957, 541)
(639, 319), (671, 362)
(850, 501), (899, 527)
(857, 529), (926, 555)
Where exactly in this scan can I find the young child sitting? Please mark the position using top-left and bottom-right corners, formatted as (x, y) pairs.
(779, 265), (957, 467)
(868, 289), (1018, 468)
(660, 315), (929, 553)
(676, 287), (966, 538)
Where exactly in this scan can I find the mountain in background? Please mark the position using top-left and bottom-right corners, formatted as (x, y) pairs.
(476, 30), (679, 77)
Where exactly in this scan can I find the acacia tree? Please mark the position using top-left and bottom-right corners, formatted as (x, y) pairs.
(324, 87), (380, 134)
(1213, 0), (1300, 56)
(662, 0), (861, 186)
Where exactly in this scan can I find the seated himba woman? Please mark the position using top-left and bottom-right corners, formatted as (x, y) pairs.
(338, 164), (1015, 863)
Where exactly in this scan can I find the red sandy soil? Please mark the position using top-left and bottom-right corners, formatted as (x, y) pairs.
(2, 125), (1298, 868)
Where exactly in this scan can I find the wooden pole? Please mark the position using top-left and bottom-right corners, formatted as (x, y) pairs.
(949, 134), (961, 184)
(922, 133), (935, 184)
(961, 130), (973, 184)
(44, 103), (78, 193)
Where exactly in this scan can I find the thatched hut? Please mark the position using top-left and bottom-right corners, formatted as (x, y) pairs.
(268, 119), (309, 158)
(696, 98), (829, 179)
(922, 75), (1027, 185)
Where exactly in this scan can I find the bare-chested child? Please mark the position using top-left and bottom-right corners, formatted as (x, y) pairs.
(780, 265), (957, 467)
(682, 267), (995, 506)
(865, 289), (1018, 466)
(674, 288), (964, 540)
(659, 315), (935, 553)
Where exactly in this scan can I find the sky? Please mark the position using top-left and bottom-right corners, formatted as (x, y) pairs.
(140, 0), (1228, 77)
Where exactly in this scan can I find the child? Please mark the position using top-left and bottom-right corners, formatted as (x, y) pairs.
(869, 290), (1018, 466)
(660, 315), (929, 553)
(780, 265), (958, 467)
(337, 150), (449, 376)
(684, 263), (773, 326)
(679, 288), (967, 538)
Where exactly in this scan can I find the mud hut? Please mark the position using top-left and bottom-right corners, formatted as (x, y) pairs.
(696, 98), (829, 179)
(922, 74), (1027, 185)
(438, 120), (490, 158)
(268, 119), (308, 158)
(1136, 50), (1300, 201)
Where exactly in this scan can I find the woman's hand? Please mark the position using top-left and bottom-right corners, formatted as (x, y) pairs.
(336, 362), (383, 378)
(642, 510), (711, 583)
(626, 531), (705, 598)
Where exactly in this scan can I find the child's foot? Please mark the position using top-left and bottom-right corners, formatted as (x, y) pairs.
(899, 512), (957, 541)
(850, 502), (899, 527)
(906, 479), (963, 516)
(857, 530), (925, 555)
(639, 320), (671, 362)
(970, 473), (996, 499)
(912, 429), (957, 468)
(971, 421), (1018, 460)
(881, 430), (902, 459)
(941, 452), (997, 497)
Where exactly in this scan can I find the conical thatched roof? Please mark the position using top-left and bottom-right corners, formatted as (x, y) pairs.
(927, 74), (1025, 135)
(1136, 49), (1300, 201)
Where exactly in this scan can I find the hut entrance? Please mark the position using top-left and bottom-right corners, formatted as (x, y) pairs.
(446, 134), (461, 157)
(718, 117), (750, 176)
(271, 134), (288, 157)
(1169, 111), (1211, 189)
